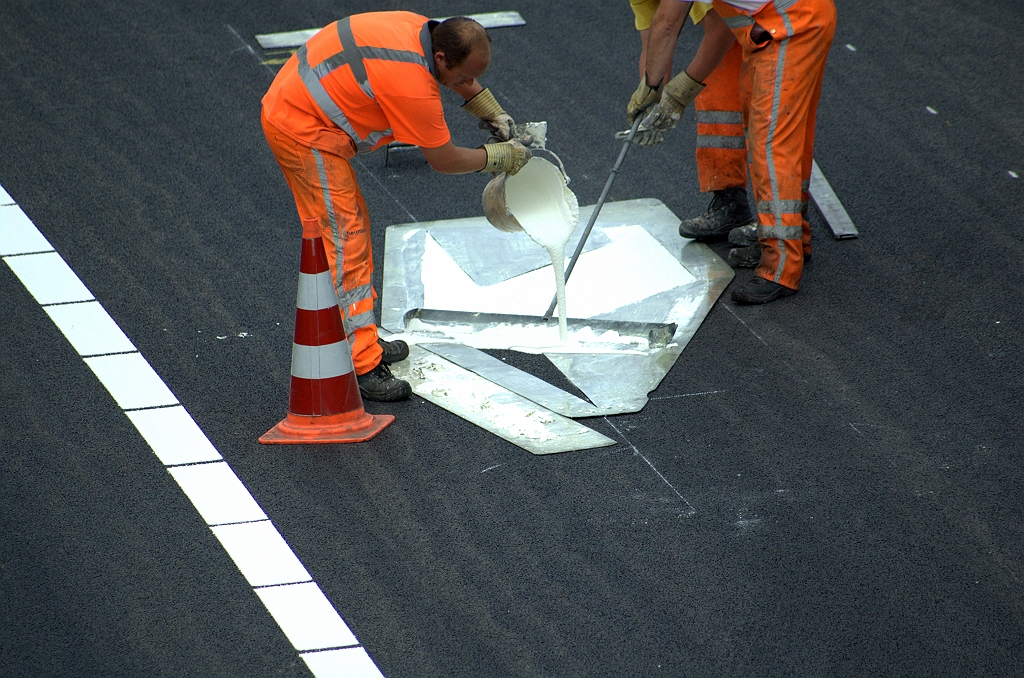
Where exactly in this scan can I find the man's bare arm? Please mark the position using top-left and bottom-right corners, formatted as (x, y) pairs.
(420, 141), (486, 174)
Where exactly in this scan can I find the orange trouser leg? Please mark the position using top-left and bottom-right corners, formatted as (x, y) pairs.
(261, 113), (383, 375)
(737, 0), (836, 290)
(693, 40), (747, 193)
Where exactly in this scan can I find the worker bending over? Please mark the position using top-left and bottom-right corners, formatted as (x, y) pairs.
(262, 13), (530, 400)
(628, 0), (753, 243)
(628, 0), (836, 304)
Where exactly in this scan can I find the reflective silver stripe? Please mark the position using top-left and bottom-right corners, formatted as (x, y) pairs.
(291, 341), (354, 379)
(297, 45), (373, 152)
(298, 17), (426, 154)
(758, 225), (803, 240)
(758, 199), (807, 214)
(774, 0), (799, 12)
(310, 149), (347, 305)
(296, 271), (339, 311)
(335, 18), (374, 98)
(361, 45), (429, 67)
(419, 21), (437, 78)
(723, 14), (754, 28)
(337, 283), (373, 309)
(696, 110), (743, 124)
(696, 134), (746, 149)
(764, 23), (792, 283)
(344, 309), (377, 334)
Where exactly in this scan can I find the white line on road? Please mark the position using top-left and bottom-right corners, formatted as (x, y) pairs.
(0, 194), (385, 678)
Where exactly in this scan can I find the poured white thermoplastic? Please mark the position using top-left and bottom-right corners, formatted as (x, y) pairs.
(502, 157), (579, 341)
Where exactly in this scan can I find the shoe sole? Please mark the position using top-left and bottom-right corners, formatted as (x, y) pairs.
(359, 384), (412, 402)
(731, 284), (797, 305)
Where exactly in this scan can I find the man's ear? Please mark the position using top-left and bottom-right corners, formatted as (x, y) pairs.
(434, 52), (447, 70)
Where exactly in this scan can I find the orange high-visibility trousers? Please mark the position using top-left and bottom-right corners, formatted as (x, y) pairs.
(693, 39), (747, 193)
(717, 0), (836, 290)
(262, 110), (383, 375)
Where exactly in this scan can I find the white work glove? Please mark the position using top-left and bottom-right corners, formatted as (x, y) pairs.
(626, 76), (661, 125)
(633, 70), (705, 147)
(480, 139), (532, 175)
(463, 88), (515, 141)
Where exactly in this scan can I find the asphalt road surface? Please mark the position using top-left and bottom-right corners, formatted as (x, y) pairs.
(2, 1), (1022, 676)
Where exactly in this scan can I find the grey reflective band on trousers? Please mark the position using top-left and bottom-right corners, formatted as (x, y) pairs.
(696, 110), (744, 125)
(696, 135), (746, 149)
(345, 309), (377, 334)
(310, 148), (375, 313)
(337, 283), (373, 311)
(296, 17), (435, 154)
(758, 225), (803, 240)
(758, 199), (807, 214)
(763, 3), (796, 283)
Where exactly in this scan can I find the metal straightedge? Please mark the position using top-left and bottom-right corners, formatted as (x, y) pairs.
(387, 342), (616, 455)
(810, 159), (858, 240)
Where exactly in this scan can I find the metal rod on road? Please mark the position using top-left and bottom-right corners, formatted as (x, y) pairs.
(544, 115), (643, 320)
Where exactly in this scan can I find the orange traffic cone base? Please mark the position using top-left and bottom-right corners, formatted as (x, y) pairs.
(259, 409), (395, 445)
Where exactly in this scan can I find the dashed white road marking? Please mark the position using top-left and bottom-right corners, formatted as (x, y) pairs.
(0, 189), (385, 678)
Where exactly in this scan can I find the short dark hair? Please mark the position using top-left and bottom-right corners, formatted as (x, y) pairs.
(430, 17), (491, 67)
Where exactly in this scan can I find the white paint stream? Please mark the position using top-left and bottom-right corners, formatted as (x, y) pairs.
(502, 157), (579, 341)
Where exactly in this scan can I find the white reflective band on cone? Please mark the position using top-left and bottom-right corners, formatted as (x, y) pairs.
(297, 271), (340, 311)
(291, 341), (354, 380)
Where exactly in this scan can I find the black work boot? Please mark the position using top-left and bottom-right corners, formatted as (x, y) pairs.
(728, 222), (759, 247)
(727, 245), (761, 269)
(377, 337), (409, 364)
(730, 276), (797, 305)
(357, 361), (412, 402)
(679, 187), (753, 240)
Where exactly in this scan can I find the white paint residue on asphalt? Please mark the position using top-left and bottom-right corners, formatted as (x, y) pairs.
(0, 188), (385, 678)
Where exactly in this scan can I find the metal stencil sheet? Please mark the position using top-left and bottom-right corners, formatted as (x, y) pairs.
(388, 345), (616, 454)
(417, 341), (604, 418)
(381, 198), (734, 419)
(426, 219), (608, 287)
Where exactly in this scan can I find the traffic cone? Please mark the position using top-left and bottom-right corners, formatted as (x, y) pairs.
(260, 218), (394, 444)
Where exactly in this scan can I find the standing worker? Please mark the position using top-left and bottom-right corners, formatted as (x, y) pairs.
(262, 13), (530, 401)
(628, 0), (753, 241)
(628, 0), (836, 304)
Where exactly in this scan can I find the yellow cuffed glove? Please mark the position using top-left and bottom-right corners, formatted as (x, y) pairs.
(627, 76), (661, 125)
(634, 70), (705, 147)
(480, 140), (532, 175)
(463, 88), (515, 141)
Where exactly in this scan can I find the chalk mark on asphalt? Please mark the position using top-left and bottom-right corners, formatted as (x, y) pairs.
(722, 303), (768, 346)
(353, 158), (418, 223)
(226, 24), (276, 77)
(604, 417), (696, 517)
(649, 389), (726, 401)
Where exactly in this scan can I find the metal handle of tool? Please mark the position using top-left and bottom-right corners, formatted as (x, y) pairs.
(543, 115), (643, 320)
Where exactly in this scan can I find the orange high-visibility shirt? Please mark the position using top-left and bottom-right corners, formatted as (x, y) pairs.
(262, 11), (451, 158)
